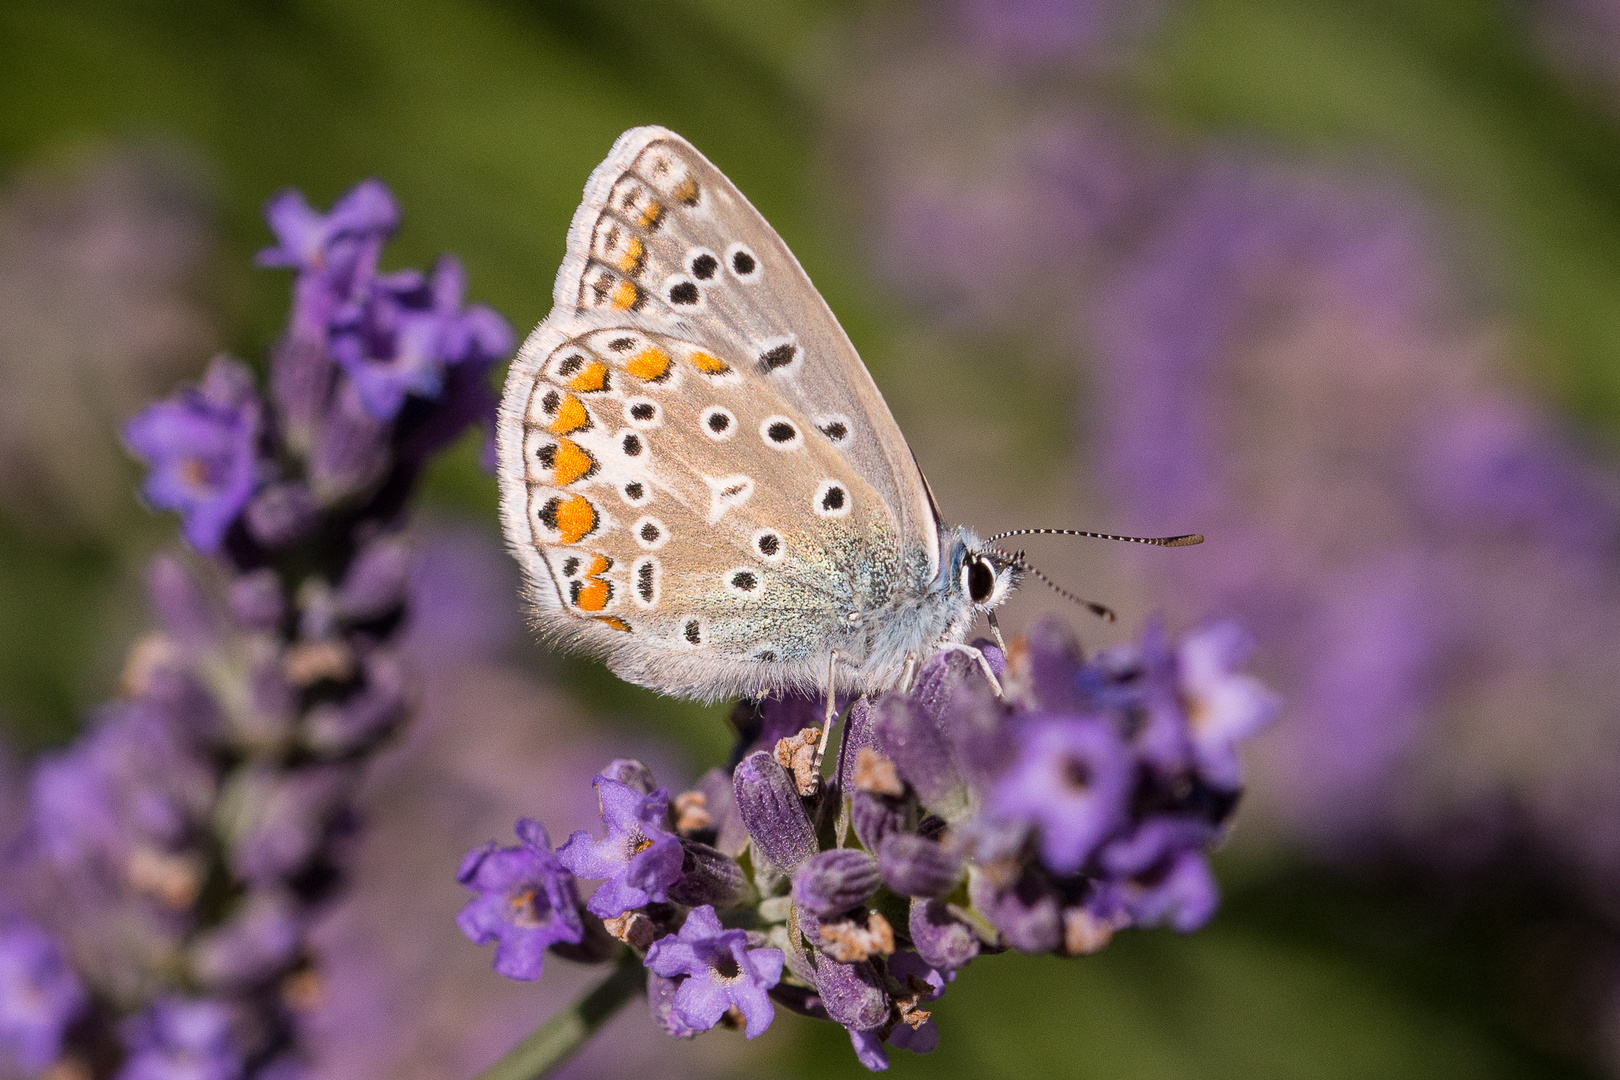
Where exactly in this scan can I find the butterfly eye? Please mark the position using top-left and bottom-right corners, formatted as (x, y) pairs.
(964, 557), (996, 604)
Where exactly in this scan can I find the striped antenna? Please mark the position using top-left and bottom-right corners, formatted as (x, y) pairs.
(983, 528), (1205, 547)
(989, 547), (1116, 622)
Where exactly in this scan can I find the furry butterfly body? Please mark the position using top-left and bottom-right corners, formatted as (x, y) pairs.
(496, 127), (1015, 702)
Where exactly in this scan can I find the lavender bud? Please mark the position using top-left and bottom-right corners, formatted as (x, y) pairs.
(969, 868), (1063, 953)
(303, 651), (408, 753)
(878, 833), (962, 899)
(850, 789), (908, 853)
(909, 899), (980, 971)
(667, 838), (753, 909)
(146, 554), (219, 650)
(1011, 618), (1087, 712)
(245, 481), (317, 547)
(309, 386), (390, 503)
(597, 759), (657, 795)
(791, 850), (880, 917)
(228, 569), (286, 630)
(873, 696), (968, 819)
(334, 538), (410, 621)
(813, 958), (889, 1032)
(189, 892), (302, 989)
(733, 751), (816, 873)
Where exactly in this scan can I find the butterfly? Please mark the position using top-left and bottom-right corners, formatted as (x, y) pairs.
(496, 127), (1197, 707)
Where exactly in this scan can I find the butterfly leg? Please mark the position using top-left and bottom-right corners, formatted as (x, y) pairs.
(899, 652), (919, 694)
(813, 650), (842, 770)
(986, 610), (1008, 652)
(938, 642), (1004, 698)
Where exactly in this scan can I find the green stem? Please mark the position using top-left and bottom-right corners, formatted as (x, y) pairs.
(471, 952), (646, 1080)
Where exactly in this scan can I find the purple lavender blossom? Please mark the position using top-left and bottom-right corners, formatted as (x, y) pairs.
(330, 257), (512, 422)
(456, 818), (585, 982)
(556, 776), (684, 919)
(643, 905), (783, 1039)
(31, 700), (214, 894)
(0, 914), (86, 1073)
(123, 356), (263, 554)
(255, 179), (398, 282)
(988, 714), (1133, 874)
(117, 997), (242, 1080)
(1176, 622), (1280, 790)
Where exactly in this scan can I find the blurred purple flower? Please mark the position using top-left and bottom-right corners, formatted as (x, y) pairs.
(123, 356), (262, 554)
(118, 996), (242, 1080)
(256, 179), (398, 285)
(644, 905), (783, 1040)
(31, 700), (213, 899)
(989, 714), (1133, 874)
(0, 913), (86, 1073)
(456, 818), (585, 982)
(331, 257), (512, 422)
(556, 776), (683, 918)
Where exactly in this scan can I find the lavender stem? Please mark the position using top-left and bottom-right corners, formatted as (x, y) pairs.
(471, 950), (645, 1080)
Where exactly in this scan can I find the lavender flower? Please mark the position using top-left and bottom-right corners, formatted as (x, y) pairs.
(9, 176), (514, 1080)
(0, 914), (86, 1073)
(556, 776), (684, 918)
(988, 714), (1133, 875)
(123, 356), (263, 553)
(118, 997), (243, 1080)
(331, 257), (511, 422)
(457, 819), (585, 981)
(644, 905), (784, 1039)
(465, 621), (1273, 1072)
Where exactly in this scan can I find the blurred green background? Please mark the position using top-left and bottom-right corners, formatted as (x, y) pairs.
(4, 0), (1620, 1076)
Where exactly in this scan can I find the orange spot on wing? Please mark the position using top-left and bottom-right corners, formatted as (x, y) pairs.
(572, 577), (612, 612)
(586, 553), (613, 577)
(625, 347), (672, 381)
(672, 176), (699, 206)
(610, 280), (641, 310)
(687, 351), (731, 375)
(554, 494), (598, 543)
(567, 359), (610, 393)
(594, 615), (632, 632)
(551, 440), (597, 486)
(617, 236), (644, 274)
(638, 199), (665, 230)
(548, 393), (590, 435)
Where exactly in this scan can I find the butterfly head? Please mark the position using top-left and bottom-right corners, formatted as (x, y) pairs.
(952, 533), (1021, 613)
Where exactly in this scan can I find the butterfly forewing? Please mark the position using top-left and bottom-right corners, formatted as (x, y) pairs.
(553, 127), (942, 578)
(498, 127), (952, 700)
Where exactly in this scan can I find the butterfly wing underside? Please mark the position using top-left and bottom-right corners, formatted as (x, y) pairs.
(497, 127), (941, 700)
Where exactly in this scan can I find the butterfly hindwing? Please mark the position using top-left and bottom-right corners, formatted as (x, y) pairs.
(497, 312), (906, 700)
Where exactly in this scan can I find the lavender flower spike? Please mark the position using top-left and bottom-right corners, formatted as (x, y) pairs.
(0, 914), (86, 1073)
(117, 996), (243, 1080)
(457, 818), (585, 981)
(645, 905), (784, 1039)
(123, 356), (263, 554)
(1176, 622), (1281, 790)
(989, 714), (1133, 875)
(556, 777), (684, 918)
